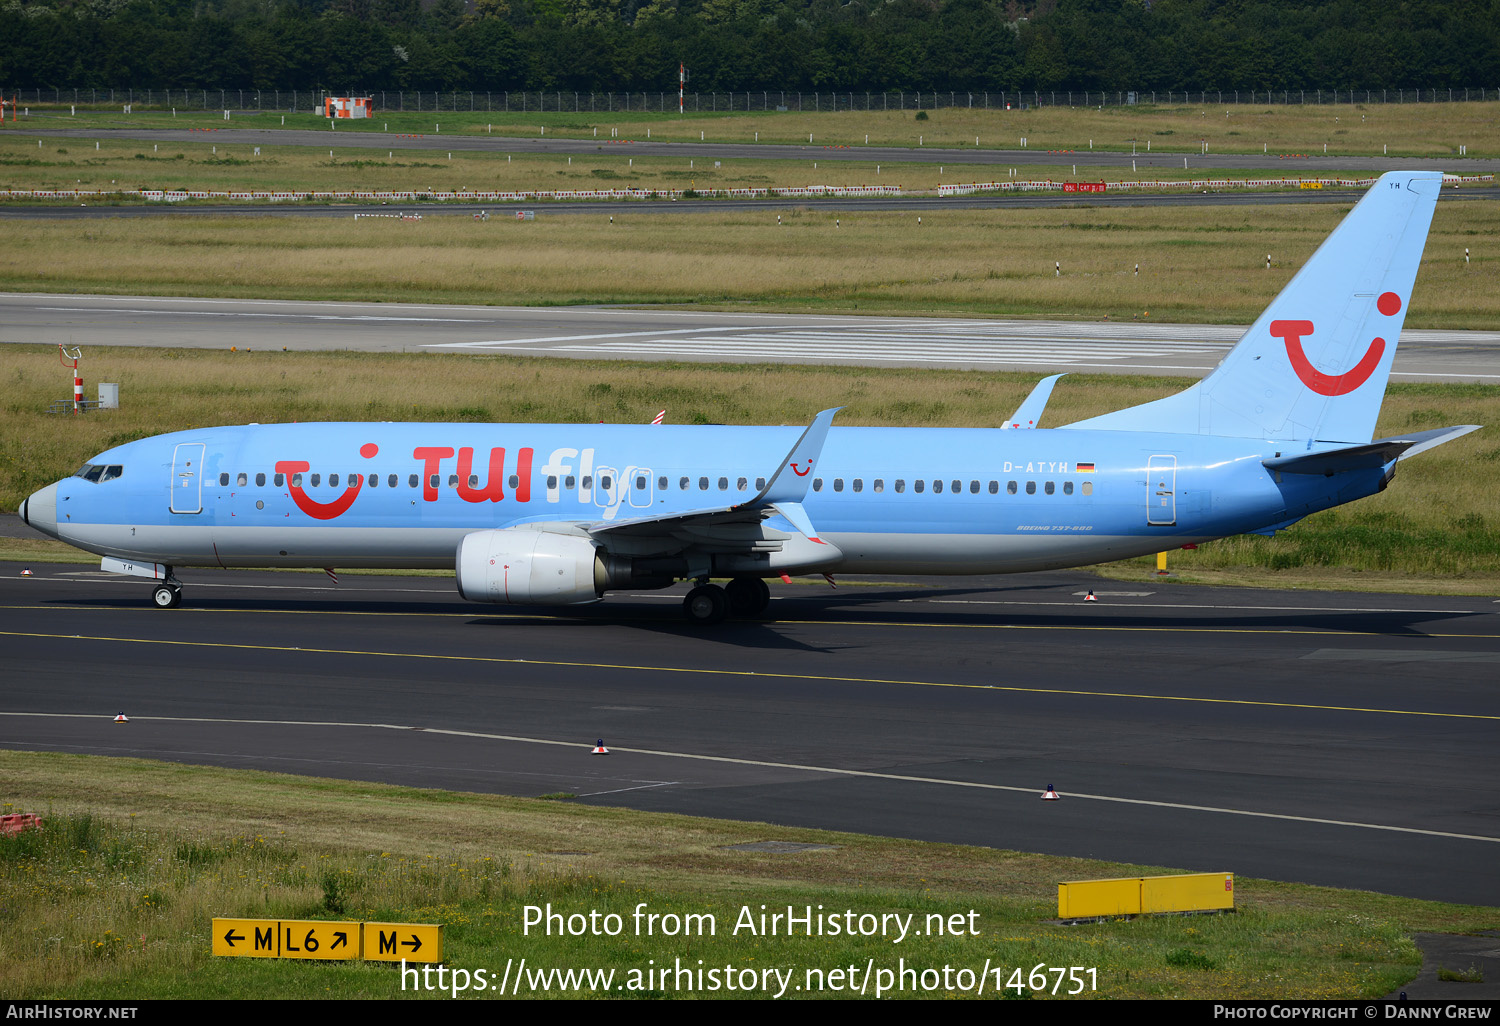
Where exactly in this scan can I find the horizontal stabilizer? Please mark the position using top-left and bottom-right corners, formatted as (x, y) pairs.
(1003, 374), (1065, 430)
(1264, 425), (1479, 476)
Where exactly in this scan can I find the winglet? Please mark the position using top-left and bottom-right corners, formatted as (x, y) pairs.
(1002, 373), (1065, 430)
(736, 407), (841, 509)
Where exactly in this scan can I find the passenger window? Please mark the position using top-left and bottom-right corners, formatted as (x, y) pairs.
(718, 477), (728, 491)
(601, 475), (612, 491)
(1064, 481), (1074, 495)
(894, 479), (904, 493)
(1045, 481), (1055, 495)
(833, 478), (844, 492)
(256, 473), (266, 487)
(813, 478), (823, 492)
(699, 476), (709, 490)
(680, 477), (690, 490)
(311, 473), (321, 487)
(368, 474), (377, 487)
(1082, 481), (1094, 496)
(547, 475), (558, 490)
(637, 475), (648, 490)
(853, 479), (863, 493)
(756, 477), (766, 490)
(969, 480), (979, 494)
(275, 473), (285, 487)
(658, 476), (668, 490)
(933, 480), (943, 494)
(736, 476), (747, 491)
(330, 474), (340, 487)
(509, 475), (519, 488)
(914, 479), (924, 493)
(219, 473), (229, 486)
(447, 474), (457, 487)
(583, 475), (593, 490)
(237, 473), (248, 487)
(409, 474), (418, 488)
(988, 480), (998, 494)
(291, 473), (303, 487)
(467, 474), (477, 487)
(1025, 481), (1036, 495)
(873, 479), (883, 493)
(429, 474), (439, 489)
(1007, 480), (1017, 494)
(566, 476), (576, 489)
(388, 474), (397, 488)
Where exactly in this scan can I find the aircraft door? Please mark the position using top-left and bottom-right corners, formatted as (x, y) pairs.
(171, 443), (205, 514)
(625, 466), (653, 508)
(1147, 455), (1177, 526)
(593, 466), (618, 509)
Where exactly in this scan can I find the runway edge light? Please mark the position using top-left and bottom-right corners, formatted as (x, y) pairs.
(114, 713), (128, 723)
(1042, 785), (1060, 800)
(592, 738), (609, 755)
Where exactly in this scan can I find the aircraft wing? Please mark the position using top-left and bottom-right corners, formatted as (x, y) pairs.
(586, 408), (842, 549)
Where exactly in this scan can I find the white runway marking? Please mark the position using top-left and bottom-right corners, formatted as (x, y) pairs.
(428, 323), (1233, 367)
(5, 711), (1496, 845)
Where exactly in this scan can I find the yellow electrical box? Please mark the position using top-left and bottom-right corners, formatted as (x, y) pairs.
(1057, 877), (1142, 918)
(1059, 872), (1233, 919)
(1142, 873), (1234, 913)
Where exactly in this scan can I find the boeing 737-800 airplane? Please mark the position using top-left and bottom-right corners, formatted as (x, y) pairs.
(20, 172), (1478, 624)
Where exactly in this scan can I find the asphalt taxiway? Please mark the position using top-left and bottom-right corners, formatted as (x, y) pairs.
(2, 559), (1497, 906)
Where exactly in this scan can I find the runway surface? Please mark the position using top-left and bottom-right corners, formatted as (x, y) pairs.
(5, 292), (1499, 382)
(2, 559), (1497, 906)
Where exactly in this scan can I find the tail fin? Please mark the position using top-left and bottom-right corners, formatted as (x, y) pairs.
(1063, 171), (1442, 443)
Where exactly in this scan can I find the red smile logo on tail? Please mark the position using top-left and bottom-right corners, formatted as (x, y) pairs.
(790, 461), (812, 477)
(1270, 293), (1401, 398)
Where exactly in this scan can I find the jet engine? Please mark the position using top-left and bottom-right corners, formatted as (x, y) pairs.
(455, 528), (607, 605)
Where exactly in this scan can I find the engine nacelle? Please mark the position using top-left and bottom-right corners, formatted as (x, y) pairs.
(455, 528), (605, 605)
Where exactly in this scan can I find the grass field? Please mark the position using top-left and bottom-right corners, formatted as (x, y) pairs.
(3, 750), (1494, 999)
(13, 99), (1500, 157)
(6, 132), (1416, 198)
(3, 346), (1496, 589)
(1, 201), (1497, 326)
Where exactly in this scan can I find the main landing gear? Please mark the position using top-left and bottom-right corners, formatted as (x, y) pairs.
(681, 577), (771, 625)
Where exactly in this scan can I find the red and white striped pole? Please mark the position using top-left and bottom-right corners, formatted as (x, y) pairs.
(679, 64), (685, 115)
(60, 344), (83, 414)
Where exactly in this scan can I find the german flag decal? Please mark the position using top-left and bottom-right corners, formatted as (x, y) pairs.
(1076, 462), (1096, 473)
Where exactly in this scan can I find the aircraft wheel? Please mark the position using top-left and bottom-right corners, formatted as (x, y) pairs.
(725, 577), (771, 618)
(151, 584), (182, 609)
(682, 584), (728, 625)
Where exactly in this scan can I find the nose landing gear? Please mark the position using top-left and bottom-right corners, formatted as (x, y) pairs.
(149, 572), (183, 609)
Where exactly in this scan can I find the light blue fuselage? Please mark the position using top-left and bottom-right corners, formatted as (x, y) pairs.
(33, 421), (1381, 574)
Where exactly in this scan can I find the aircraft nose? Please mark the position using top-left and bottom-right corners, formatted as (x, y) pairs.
(22, 481), (59, 539)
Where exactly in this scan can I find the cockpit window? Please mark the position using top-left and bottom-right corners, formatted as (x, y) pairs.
(73, 464), (122, 482)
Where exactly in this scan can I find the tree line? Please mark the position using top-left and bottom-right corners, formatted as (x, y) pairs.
(1, 0), (1495, 96)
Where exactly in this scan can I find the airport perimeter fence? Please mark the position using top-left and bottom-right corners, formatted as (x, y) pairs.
(6, 86), (1500, 114)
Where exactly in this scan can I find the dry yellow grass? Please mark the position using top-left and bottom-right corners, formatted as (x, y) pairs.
(595, 101), (1500, 157)
(1, 201), (1497, 325)
(39, 97), (1490, 156)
